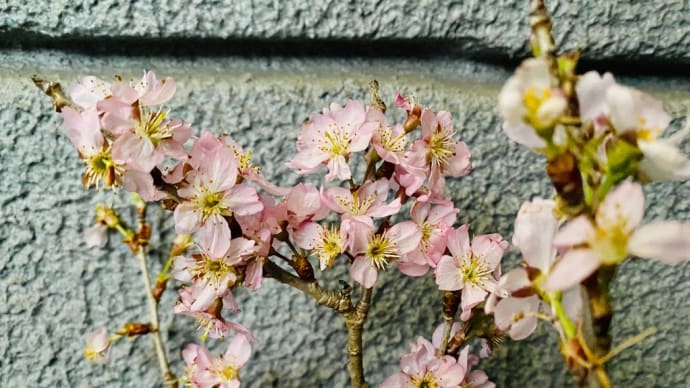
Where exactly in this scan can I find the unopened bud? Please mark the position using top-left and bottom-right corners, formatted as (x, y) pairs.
(442, 291), (461, 319)
(116, 322), (153, 337)
(95, 204), (120, 228)
(152, 279), (167, 303)
(291, 255), (315, 282)
(170, 234), (193, 257)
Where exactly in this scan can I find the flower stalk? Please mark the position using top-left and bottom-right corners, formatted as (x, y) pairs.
(136, 247), (177, 387)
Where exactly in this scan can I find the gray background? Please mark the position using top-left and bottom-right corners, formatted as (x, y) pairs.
(1, 1), (689, 387)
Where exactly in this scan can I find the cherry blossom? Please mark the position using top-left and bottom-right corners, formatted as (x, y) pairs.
(499, 57), (567, 149)
(435, 225), (509, 320)
(286, 100), (377, 181)
(350, 221), (421, 288)
(183, 334), (251, 388)
(174, 145), (262, 258)
(544, 180), (690, 290)
(172, 237), (256, 311)
(84, 328), (111, 364)
(410, 109), (472, 196)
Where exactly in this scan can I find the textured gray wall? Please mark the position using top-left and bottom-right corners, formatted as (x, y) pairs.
(1, 1), (689, 388)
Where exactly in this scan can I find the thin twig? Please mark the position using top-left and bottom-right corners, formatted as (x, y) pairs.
(136, 248), (176, 386)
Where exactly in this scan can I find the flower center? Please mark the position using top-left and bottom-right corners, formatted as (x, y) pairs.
(523, 86), (555, 130)
(84, 148), (118, 189)
(336, 191), (375, 216)
(366, 234), (398, 270)
(590, 225), (629, 265)
(197, 190), (229, 221)
(459, 255), (493, 287)
(427, 129), (456, 168)
(419, 222), (435, 251)
(412, 372), (439, 388)
(319, 122), (352, 157)
(136, 108), (178, 147)
(313, 225), (343, 269)
(192, 254), (237, 290)
(377, 125), (407, 152)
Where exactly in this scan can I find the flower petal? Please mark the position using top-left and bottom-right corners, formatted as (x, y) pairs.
(628, 221), (690, 264)
(543, 249), (600, 291)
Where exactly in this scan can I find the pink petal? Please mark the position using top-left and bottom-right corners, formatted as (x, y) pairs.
(398, 261), (429, 277)
(225, 333), (252, 367)
(553, 216), (595, 249)
(446, 225), (471, 259)
(576, 71), (615, 124)
(83, 224), (108, 248)
(494, 296), (540, 340)
(596, 180), (644, 232)
(513, 198), (558, 271)
(349, 256), (378, 288)
(223, 238), (256, 265)
(174, 202), (202, 234)
(543, 249), (600, 291)
(197, 215), (231, 259)
(471, 234), (506, 269)
(293, 222), (323, 250)
(326, 155), (351, 182)
(204, 147), (238, 192)
(503, 121), (546, 149)
(387, 221), (422, 254)
(443, 141), (472, 177)
(224, 184), (263, 216)
(420, 108), (438, 139)
(461, 284), (488, 311)
(628, 221), (690, 264)
(435, 255), (463, 291)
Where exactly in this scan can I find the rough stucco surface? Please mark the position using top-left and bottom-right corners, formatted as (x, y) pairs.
(3, 1), (690, 63)
(2, 1), (690, 386)
(1, 49), (689, 388)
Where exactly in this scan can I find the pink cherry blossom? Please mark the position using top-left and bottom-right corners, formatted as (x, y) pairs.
(544, 180), (690, 291)
(84, 327), (111, 364)
(192, 334), (252, 388)
(172, 237), (255, 311)
(134, 70), (177, 106)
(435, 225), (508, 320)
(367, 107), (408, 164)
(577, 72), (690, 181)
(183, 334), (251, 388)
(294, 222), (346, 270)
(285, 183), (328, 228)
(410, 109), (472, 197)
(285, 100), (377, 181)
(174, 284), (252, 341)
(322, 178), (401, 246)
(174, 144), (263, 258)
(381, 337), (466, 388)
(350, 221), (421, 288)
(401, 198), (458, 276)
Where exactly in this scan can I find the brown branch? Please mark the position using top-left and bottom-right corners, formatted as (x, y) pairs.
(343, 287), (372, 388)
(263, 259), (352, 312)
(263, 259), (372, 387)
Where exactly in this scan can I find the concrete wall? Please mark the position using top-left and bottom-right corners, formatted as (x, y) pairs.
(1, 1), (689, 387)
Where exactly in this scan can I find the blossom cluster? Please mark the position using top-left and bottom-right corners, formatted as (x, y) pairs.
(382, 324), (493, 388)
(69, 71), (502, 385)
(68, 56), (690, 387)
